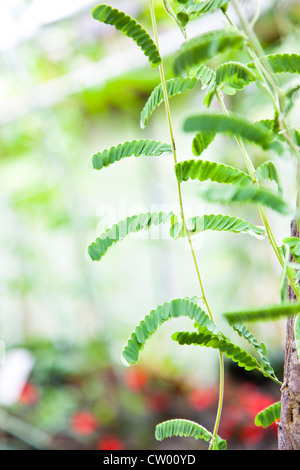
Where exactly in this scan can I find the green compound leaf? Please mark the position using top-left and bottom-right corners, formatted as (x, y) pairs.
(155, 419), (227, 450)
(173, 327), (261, 372)
(92, 140), (172, 170)
(254, 401), (281, 428)
(183, 113), (279, 151)
(88, 212), (173, 261)
(198, 185), (292, 215)
(192, 131), (216, 156)
(122, 298), (217, 364)
(193, 63), (216, 87)
(191, 63), (217, 107)
(92, 4), (161, 66)
(256, 161), (282, 193)
(231, 323), (280, 382)
(282, 236), (300, 262)
(170, 214), (264, 239)
(173, 29), (245, 76)
(215, 61), (257, 90)
(177, 0), (231, 17)
(262, 54), (300, 75)
(175, 159), (252, 186)
(224, 301), (300, 325)
(140, 77), (198, 128)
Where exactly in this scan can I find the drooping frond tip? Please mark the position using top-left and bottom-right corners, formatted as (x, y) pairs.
(92, 4), (161, 66)
(155, 418), (227, 449)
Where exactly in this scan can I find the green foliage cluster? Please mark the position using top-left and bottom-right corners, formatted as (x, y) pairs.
(89, 0), (300, 450)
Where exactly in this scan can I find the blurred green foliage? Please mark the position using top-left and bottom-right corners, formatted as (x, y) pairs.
(0, 0), (300, 450)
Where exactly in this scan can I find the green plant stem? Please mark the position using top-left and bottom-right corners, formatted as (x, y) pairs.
(148, 0), (224, 448)
(221, 2), (300, 300)
(232, 0), (300, 158)
(216, 88), (300, 299)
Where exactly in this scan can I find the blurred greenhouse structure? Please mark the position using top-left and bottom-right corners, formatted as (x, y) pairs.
(0, 0), (299, 450)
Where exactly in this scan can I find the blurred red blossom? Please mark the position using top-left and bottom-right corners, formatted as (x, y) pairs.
(18, 383), (39, 405)
(97, 434), (125, 450)
(124, 367), (148, 391)
(70, 411), (98, 435)
(237, 383), (276, 418)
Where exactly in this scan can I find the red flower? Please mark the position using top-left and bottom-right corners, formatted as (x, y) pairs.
(70, 411), (98, 435)
(237, 383), (275, 418)
(97, 435), (125, 450)
(188, 388), (215, 410)
(124, 367), (148, 391)
(18, 383), (39, 405)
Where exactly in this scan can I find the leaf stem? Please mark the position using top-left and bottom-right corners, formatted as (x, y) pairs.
(216, 88), (300, 299)
(220, 2), (300, 300)
(148, 0), (224, 448)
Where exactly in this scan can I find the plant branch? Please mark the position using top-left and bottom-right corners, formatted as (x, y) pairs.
(148, 0), (224, 448)
(216, 88), (300, 300)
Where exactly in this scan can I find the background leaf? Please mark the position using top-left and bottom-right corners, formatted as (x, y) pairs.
(173, 327), (261, 372)
(173, 29), (245, 76)
(170, 213), (264, 239)
(183, 113), (279, 151)
(140, 77), (198, 128)
(224, 302), (300, 325)
(215, 61), (257, 90)
(254, 401), (281, 428)
(92, 4), (161, 66)
(155, 418), (226, 449)
(92, 139), (172, 170)
(177, 0), (230, 17)
(175, 159), (252, 186)
(88, 212), (173, 261)
(122, 298), (217, 364)
(198, 185), (292, 215)
(256, 161), (282, 193)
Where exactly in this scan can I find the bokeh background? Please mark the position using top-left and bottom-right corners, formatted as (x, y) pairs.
(0, 0), (299, 450)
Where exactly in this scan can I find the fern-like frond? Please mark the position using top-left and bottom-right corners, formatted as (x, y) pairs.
(192, 131), (216, 156)
(282, 236), (300, 262)
(155, 419), (227, 449)
(92, 140), (172, 170)
(88, 212), (173, 261)
(193, 63), (216, 87)
(215, 61), (257, 90)
(198, 184), (292, 215)
(170, 214), (264, 239)
(92, 4), (161, 66)
(183, 113), (279, 151)
(232, 323), (279, 381)
(192, 63), (217, 107)
(173, 29), (245, 76)
(140, 77), (198, 128)
(224, 301), (300, 325)
(263, 53), (300, 75)
(177, 0), (231, 17)
(254, 402), (281, 428)
(122, 298), (217, 364)
(173, 327), (261, 371)
(256, 161), (282, 193)
(175, 159), (252, 186)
